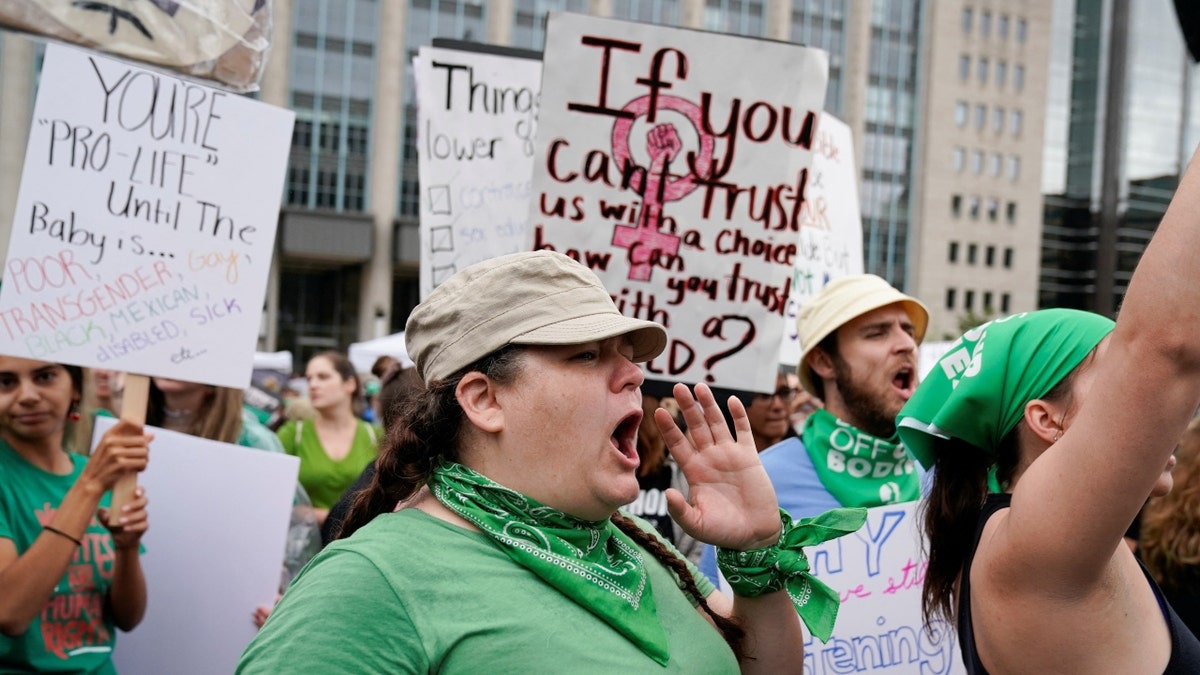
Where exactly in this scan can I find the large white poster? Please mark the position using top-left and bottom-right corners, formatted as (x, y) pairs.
(415, 45), (541, 298)
(0, 45), (293, 389)
(778, 113), (866, 365)
(94, 419), (300, 675)
(530, 13), (828, 392)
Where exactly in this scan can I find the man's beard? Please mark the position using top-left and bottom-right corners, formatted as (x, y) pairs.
(833, 355), (899, 438)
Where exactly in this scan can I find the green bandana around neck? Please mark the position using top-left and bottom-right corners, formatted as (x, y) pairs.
(896, 309), (1115, 469)
(801, 409), (920, 507)
(430, 461), (670, 665)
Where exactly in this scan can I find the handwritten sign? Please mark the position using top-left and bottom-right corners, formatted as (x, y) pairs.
(91, 418), (300, 675)
(529, 13), (828, 392)
(0, 45), (293, 389)
(778, 113), (865, 366)
(414, 45), (541, 298)
(804, 502), (964, 674)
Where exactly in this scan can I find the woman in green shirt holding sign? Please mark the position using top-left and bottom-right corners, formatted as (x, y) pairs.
(0, 357), (150, 673)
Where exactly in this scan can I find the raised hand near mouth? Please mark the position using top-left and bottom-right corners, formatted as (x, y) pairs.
(654, 382), (782, 552)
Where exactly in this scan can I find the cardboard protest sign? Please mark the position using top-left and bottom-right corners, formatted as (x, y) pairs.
(0, 44), (293, 390)
(414, 43), (541, 298)
(91, 418), (299, 675)
(778, 113), (866, 365)
(803, 502), (964, 674)
(530, 13), (828, 392)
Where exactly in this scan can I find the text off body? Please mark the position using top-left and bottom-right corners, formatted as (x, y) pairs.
(529, 13), (828, 392)
(414, 46), (542, 299)
(0, 45), (293, 389)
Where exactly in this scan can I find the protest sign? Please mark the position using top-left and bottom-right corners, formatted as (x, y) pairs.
(414, 43), (541, 298)
(529, 13), (828, 392)
(93, 418), (300, 675)
(778, 113), (866, 365)
(716, 502), (965, 674)
(0, 44), (293, 390)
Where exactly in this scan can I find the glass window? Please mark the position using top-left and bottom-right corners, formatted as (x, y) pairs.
(954, 147), (966, 171)
(1001, 292), (1011, 313)
(989, 153), (1002, 176)
(980, 11), (991, 37)
(1004, 247), (1014, 268)
(949, 241), (960, 262)
(978, 57), (989, 83)
(952, 194), (963, 215)
(959, 54), (971, 80)
(962, 7), (973, 32)
(1015, 64), (1025, 90)
(956, 101), (969, 125)
(983, 290), (993, 309)
(987, 198), (999, 220)
(968, 244), (978, 264)
(969, 195), (981, 218)
(1017, 18), (1027, 43)
(985, 245), (996, 266)
(999, 14), (1009, 39)
(996, 61), (1007, 86)
(1008, 155), (1021, 180)
(1011, 110), (1024, 135)
(993, 107), (1005, 132)
(975, 104), (987, 129)
(965, 289), (976, 310)
(971, 150), (984, 174)
(946, 287), (957, 310)
(1006, 201), (1017, 222)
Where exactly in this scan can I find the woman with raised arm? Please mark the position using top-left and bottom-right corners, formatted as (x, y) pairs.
(238, 251), (864, 673)
(0, 357), (150, 672)
(897, 148), (1200, 673)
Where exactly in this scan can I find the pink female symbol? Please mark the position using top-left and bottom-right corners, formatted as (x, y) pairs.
(610, 94), (716, 281)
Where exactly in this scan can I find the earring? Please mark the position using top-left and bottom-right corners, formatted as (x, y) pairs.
(68, 411), (81, 422)
(1052, 431), (1061, 442)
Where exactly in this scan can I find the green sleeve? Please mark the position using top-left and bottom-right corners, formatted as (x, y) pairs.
(275, 421), (297, 456)
(236, 548), (427, 674)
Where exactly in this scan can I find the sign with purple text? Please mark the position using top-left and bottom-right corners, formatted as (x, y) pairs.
(530, 13), (828, 392)
(414, 45), (541, 298)
(778, 113), (865, 365)
(0, 44), (293, 389)
(718, 502), (965, 674)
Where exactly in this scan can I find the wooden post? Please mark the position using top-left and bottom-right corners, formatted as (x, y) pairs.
(108, 373), (150, 525)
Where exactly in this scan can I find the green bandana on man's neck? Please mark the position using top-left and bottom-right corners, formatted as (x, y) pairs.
(801, 408), (920, 507)
(430, 461), (671, 665)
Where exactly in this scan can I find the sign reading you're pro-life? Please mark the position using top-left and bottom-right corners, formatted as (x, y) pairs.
(0, 45), (293, 389)
(530, 13), (828, 392)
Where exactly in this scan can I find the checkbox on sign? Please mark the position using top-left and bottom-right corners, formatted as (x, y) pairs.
(430, 225), (454, 252)
(428, 185), (452, 215)
(432, 264), (457, 287)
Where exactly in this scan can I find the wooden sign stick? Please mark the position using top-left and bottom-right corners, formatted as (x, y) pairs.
(108, 373), (150, 525)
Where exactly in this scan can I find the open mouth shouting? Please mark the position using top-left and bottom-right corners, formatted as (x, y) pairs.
(611, 410), (642, 469)
(892, 365), (916, 399)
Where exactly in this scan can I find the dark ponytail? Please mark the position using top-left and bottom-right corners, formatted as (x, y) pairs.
(610, 514), (746, 661)
(920, 367), (1077, 627)
(336, 346), (525, 540)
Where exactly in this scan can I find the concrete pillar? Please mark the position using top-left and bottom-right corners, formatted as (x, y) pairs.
(841, 0), (872, 172)
(358, 0), (405, 340)
(766, 0), (791, 41)
(680, 0), (705, 29)
(0, 35), (35, 271)
(260, 0), (293, 351)
(590, 0), (613, 17)
(487, 0), (515, 46)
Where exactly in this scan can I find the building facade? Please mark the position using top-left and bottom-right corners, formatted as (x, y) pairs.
(1041, 0), (1200, 316)
(0, 0), (1055, 365)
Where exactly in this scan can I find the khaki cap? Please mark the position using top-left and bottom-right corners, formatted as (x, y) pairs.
(797, 274), (928, 395)
(406, 251), (668, 383)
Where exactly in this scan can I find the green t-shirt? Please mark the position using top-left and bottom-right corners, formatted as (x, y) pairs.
(237, 509), (738, 673)
(0, 441), (117, 674)
(276, 420), (380, 510)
